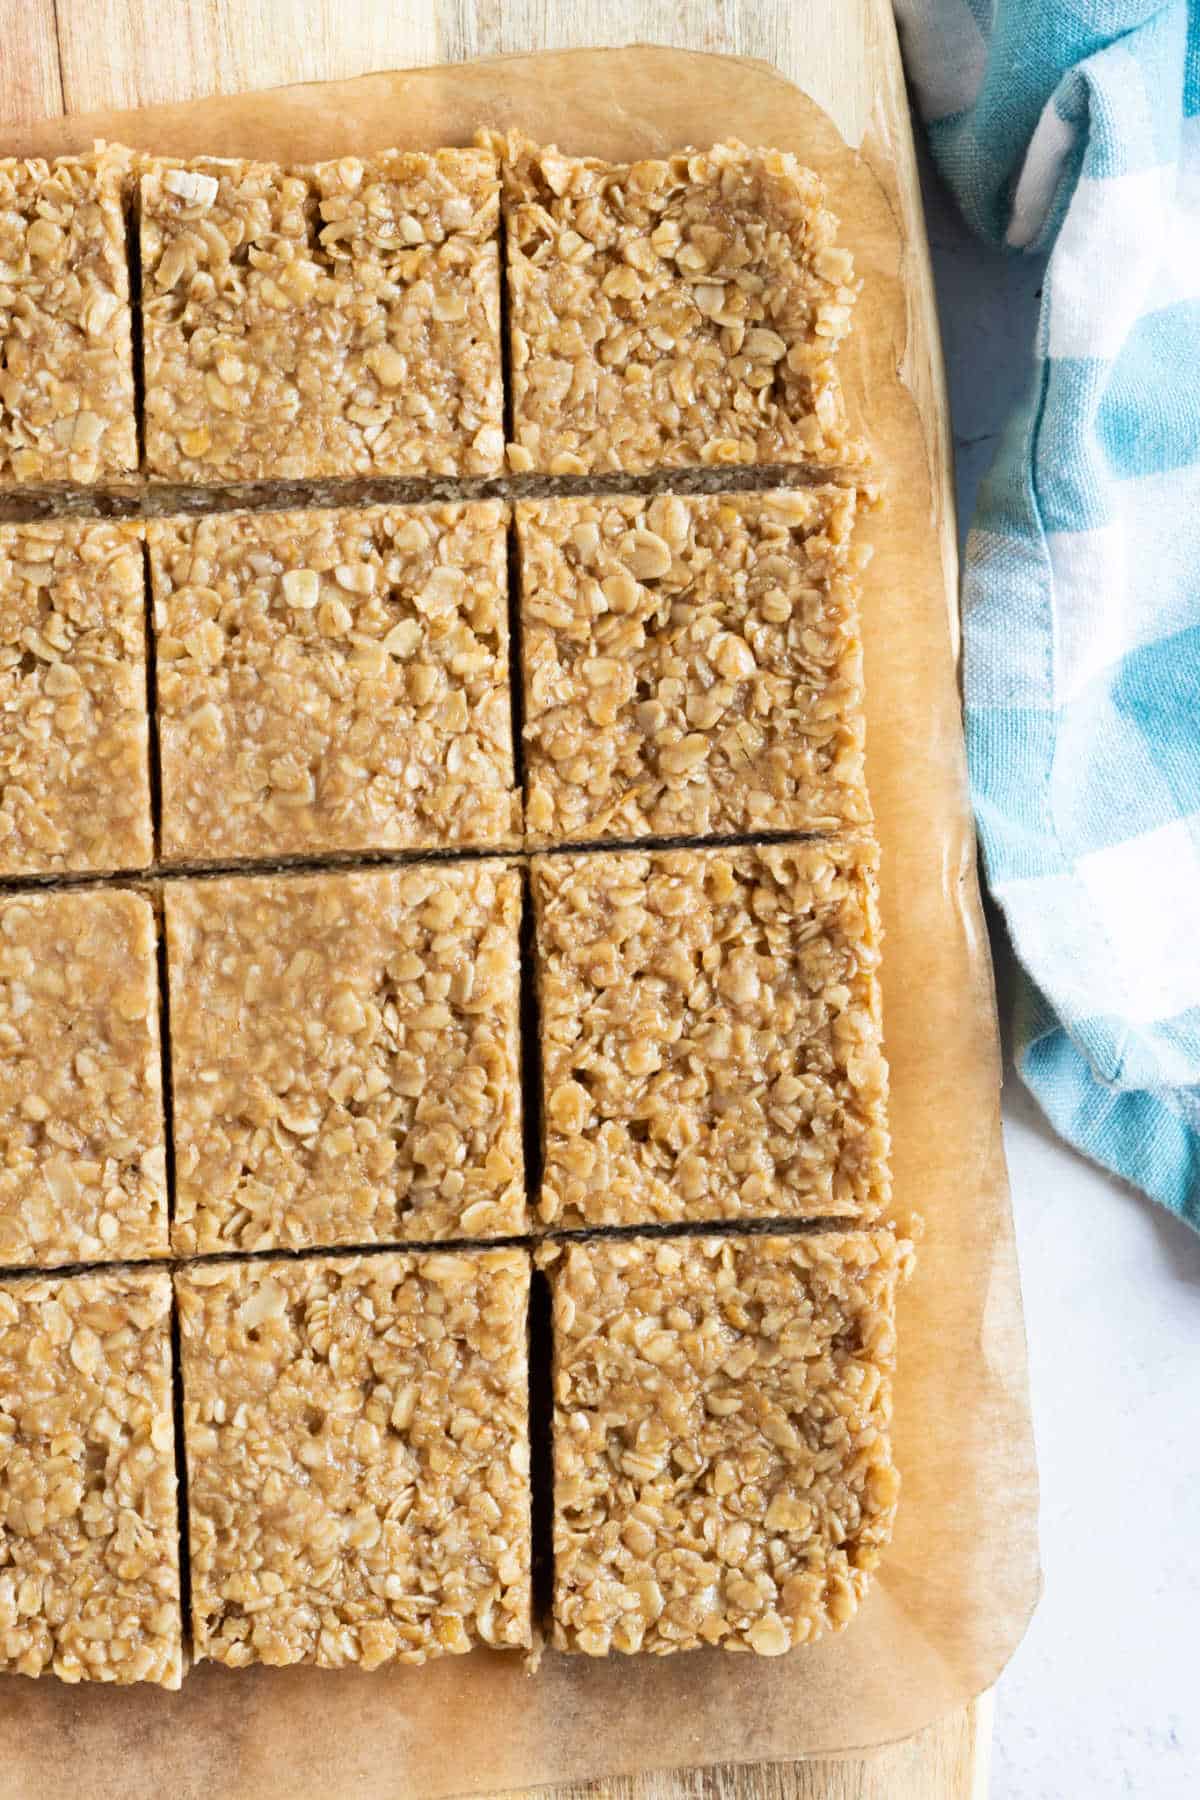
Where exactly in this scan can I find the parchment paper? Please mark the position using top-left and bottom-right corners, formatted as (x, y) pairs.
(0, 49), (1040, 1797)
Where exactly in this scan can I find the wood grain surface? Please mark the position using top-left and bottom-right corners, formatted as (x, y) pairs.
(0, 2), (986, 1794)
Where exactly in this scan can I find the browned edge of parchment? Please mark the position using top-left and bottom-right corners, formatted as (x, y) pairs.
(0, 42), (1041, 1800)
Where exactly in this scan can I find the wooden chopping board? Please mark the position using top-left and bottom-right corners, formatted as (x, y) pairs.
(0, 1), (988, 1794)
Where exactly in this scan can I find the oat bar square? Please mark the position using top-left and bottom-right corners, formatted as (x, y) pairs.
(517, 488), (869, 845)
(149, 502), (518, 861)
(0, 518), (152, 876)
(0, 150), (137, 486)
(165, 862), (525, 1254)
(0, 1268), (182, 1685)
(140, 149), (503, 482)
(497, 134), (860, 476)
(532, 837), (890, 1229)
(0, 890), (167, 1267)
(544, 1231), (907, 1657)
(177, 1248), (531, 1669)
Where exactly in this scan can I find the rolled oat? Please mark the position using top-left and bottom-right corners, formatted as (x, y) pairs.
(517, 488), (869, 845)
(140, 148), (503, 481)
(0, 1268), (182, 1685)
(532, 837), (890, 1229)
(0, 150), (137, 486)
(165, 862), (525, 1254)
(0, 518), (152, 875)
(148, 502), (518, 860)
(493, 132), (861, 476)
(177, 1248), (531, 1669)
(0, 890), (167, 1267)
(543, 1231), (908, 1656)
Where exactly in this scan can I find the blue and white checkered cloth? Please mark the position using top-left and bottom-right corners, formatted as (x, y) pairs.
(895, 1), (1200, 1230)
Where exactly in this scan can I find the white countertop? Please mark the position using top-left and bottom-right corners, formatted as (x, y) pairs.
(923, 151), (1200, 1798)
